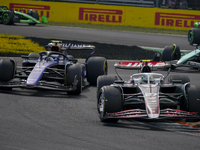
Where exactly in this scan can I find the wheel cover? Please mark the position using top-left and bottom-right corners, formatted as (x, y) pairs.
(188, 31), (193, 43)
(3, 13), (9, 23)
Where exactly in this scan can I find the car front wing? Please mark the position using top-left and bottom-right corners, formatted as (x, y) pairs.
(105, 108), (199, 119)
(0, 75), (78, 92)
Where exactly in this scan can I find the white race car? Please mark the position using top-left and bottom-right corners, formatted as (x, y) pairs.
(97, 61), (200, 122)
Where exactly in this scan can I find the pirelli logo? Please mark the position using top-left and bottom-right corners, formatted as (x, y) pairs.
(79, 8), (123, 23)
(155, 12), (200, 28)
(9, 3), (50, 18)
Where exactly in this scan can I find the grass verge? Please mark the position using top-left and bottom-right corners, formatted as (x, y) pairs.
(0, 34), (46, 56)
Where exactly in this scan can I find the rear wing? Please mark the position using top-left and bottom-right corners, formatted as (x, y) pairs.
(45, 40), (96, 61)
(114, 60), (170, 70)
(114, 60), (172, 81)
(45, 40), (95, 51)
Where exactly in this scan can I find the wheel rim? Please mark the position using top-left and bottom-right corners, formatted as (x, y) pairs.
(97, 93), (105, 118)
(188, 31), (193, 43)
(3, 12), (9, 23)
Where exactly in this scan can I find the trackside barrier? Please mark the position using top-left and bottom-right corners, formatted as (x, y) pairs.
(0, 0), (199, 30)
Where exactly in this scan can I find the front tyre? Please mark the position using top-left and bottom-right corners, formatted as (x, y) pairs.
(184, 85), (200, 115)
(87, 57), (107, 85)
(161, 44), (180, 61)
(188, 28), (200, 45)
(97, 86), (122, 123)
(0, 58), (15, 90)
(66, 64), (82, 95)
(27, 10), (39, 25)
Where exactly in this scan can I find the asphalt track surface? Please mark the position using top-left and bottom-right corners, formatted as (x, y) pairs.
(0, 24), (200, 150)
(0, 24), (195, 50)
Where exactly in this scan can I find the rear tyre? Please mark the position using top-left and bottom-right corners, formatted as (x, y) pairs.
(87, 57), (107, 85)
(184, 85), (200, 116)
(168, 75), (190, 84)
(22, 53), (39, 67)
(161, 44), (180, 61)
(2, 10), (14, 25)
(97, 75), (117, 99)
(66, 64), (82, 95)
(97, 86), (122, 123)
(28, 53), (40, 59)
(0, 58), (15, 90)
(188, 28), (200, 45)
(27, 10), (39, 25)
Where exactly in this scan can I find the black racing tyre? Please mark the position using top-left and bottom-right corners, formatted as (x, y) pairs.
(161, 44), (181, 61)
(28, 53), (40, 59)
(97, 86), (122, 123)
(1, 10), (14, 25)
(27, 10), (39, 25)
(87, 57), (108, 85)
(66, 64), (82, 95)
(168, 75), (190, 84)
(183, 85), (200, 115)
(22, 53), (39, 67)
(188, 28), (200, 45)
(0, 58), (15, 90)
(97, 75), (117, 99)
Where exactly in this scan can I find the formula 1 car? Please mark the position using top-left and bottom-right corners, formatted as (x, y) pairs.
(160, 23), (200, 69)
(0, 41), (107, 95)
(135, 41), (200, 70)
(97, 61), (200, 122)
(0, 5), (48, 25)
(133, 22), (200, 70)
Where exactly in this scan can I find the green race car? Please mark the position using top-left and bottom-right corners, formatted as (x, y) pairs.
(0, 5), (48, 25)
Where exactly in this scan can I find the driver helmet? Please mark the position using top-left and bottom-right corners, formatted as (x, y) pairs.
(141, 76), (148, 84)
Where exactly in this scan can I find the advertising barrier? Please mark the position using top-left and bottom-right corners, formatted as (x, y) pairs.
(0, 0), (199, 30)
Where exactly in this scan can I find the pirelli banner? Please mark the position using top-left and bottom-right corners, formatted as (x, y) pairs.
(1, 0), (200, 30)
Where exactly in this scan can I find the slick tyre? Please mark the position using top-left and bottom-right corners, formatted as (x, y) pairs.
(168, 75), (190, 84)
(66, 64), (82, 95)
(97, 75), (117, 99)
(2, 10), (14, 25)
(97, 86), (122, 123)
(87, 57), (107, 85)
(188, 28), (200, 45)
(28, 53), (40, 59)
(184, 85), (200, 115)
(22, 53), (39, 67)
(161, 44), (180, 61)
(27, 10), (39, 25)
(0, 58), (15, 90)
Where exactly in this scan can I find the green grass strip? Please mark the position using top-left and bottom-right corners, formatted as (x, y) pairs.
(0, 34), (45, 54)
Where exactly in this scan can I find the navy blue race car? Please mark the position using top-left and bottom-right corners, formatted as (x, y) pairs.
(0, 41), (107, 95)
